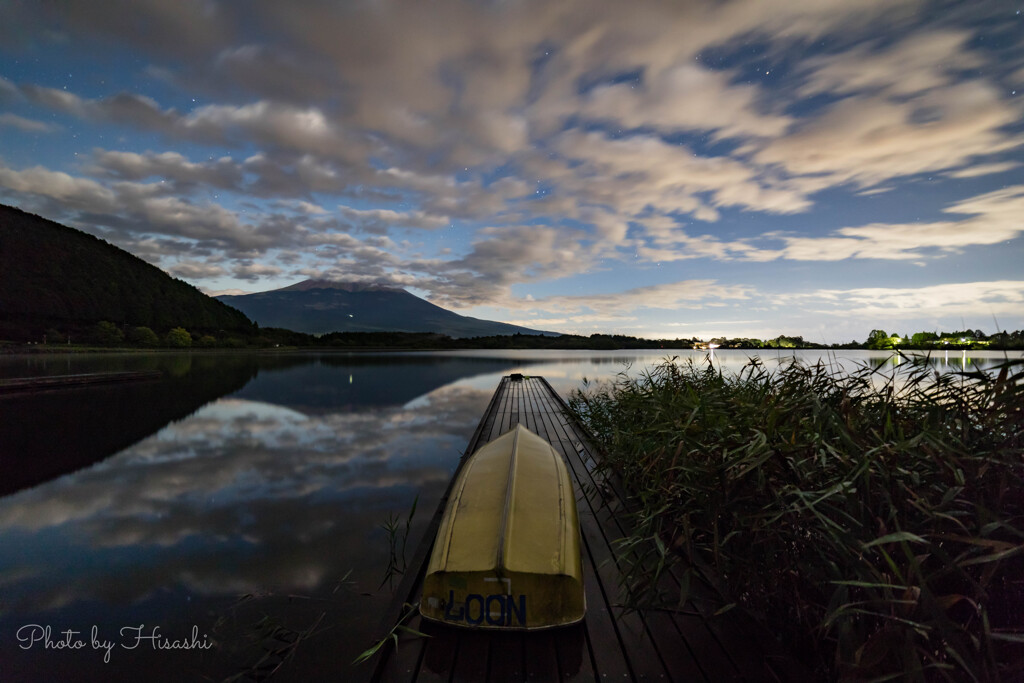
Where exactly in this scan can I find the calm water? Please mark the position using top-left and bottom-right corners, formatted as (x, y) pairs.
(0, 348), (1019, 681)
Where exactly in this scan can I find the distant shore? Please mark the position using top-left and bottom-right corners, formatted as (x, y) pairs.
(4, 324), (1023, 356)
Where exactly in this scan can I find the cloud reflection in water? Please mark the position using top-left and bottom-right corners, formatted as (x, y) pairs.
(0, 367), (495, 680)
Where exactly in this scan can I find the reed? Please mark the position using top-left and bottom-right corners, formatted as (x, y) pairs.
(379, 494), (418, 590)
(569, 354), (1024, 681)
(352, 602), (429, 665)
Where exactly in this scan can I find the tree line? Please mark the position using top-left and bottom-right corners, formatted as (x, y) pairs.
(863, 328), (1024, 350)
(19, 325), (1024, 352)
(0, 205), (255, 344)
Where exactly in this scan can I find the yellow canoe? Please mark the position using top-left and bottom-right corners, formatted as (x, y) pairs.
(420, 424), (585, 629)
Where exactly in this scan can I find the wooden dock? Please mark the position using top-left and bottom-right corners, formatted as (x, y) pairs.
(360, 375), (802, 683)
(0, 370), (162, 395)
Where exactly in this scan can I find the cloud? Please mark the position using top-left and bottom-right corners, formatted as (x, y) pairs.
(502, 313), (638, 327)
(515, 280), (753, 317)
(2, 0), (1021, 326)
(32, 0), (230, 59)
(756, 31), (1022, 188)
(0, 165), (117, 209)
(213, 44), (343, 103)
(0, 162), (282, 254)
(799, 31), (983, 98)
(282, 200), (328, 216)
(243, 153), (351, 197)
(0, 159), (424, 290)
(420, 224), (596, 307)
(168, 262), (228, 280)
(336, 205), (449, 233)
(232, 263), (283, 281)
(765, 184), (1024, 262)
(0, 113), (57, 133)
(632, 213), (779, 263)
(14, 0), (924, 183)
(796, 280), (1024, 320)
(20, 84), (179, 131)
(943, 184), (1024, 223)
(14, 79), (373, 169)
(578, 63), (792, 141)
(553, 130), (812, 219)
(90, 150), (243, 190)
(946, 162), (1021, 178)
(181, 101), (371, 163)
(0, 75), (19, 101)
(478, 279), (757, 336)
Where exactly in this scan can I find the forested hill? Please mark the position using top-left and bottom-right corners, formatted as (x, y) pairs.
(0, 204), (254, 341)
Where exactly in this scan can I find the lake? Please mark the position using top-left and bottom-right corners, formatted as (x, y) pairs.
(0, 348), (1019, 681)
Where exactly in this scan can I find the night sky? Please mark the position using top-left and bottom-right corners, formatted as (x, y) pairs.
(1, 1), (1022, 343)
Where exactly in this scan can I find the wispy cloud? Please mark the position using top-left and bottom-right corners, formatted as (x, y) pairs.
(0, 0), (1021, 339)
(794, 280), (1024, 321)
(0, 113), (57, 133)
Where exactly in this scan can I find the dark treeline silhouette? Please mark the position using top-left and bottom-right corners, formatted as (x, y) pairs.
(0, 205), (255, 343)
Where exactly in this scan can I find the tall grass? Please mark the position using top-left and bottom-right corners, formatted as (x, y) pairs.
(569, 354), (1024, 681)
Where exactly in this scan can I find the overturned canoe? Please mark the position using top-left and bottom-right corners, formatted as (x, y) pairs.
(420, 423), (585, 630)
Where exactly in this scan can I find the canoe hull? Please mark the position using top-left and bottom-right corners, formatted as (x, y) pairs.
(420, 424), (585, 630)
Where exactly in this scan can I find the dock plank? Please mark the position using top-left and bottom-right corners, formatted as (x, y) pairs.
(523, 631), (560, 682)
(451, 631), (490, 682)
(357, 375), (795, 683)
(555, 625), (595, 683)
(524, 381), (686, 683)
(537, 379), (754, 681)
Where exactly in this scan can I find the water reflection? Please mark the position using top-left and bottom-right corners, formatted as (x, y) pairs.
(1, 348), (1020, 681)
(233, 353), (551, 413)
(0, 353), (527, 681)
(0, 353), (549, 496)
(0, 354), (259, 495)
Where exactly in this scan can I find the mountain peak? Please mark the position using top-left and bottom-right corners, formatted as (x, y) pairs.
(216, 279), (555, 338)
(277, 279), (404, 294)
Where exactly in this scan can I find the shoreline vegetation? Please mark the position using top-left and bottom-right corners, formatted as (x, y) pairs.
(568, 355), (1024, 681)
(4, 325), (1024, 354)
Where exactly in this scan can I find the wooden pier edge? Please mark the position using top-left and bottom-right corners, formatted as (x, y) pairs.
(0, 371), (162, 395)
(537, 377), (812, 682)
(355, 375), (806, 683)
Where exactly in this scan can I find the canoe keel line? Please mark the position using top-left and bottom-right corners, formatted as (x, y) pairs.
(420, 423), (586, 630)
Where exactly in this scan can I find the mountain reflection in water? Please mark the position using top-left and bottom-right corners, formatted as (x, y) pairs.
(0, 352), (542, 682)
(1, 348), (1019, 681)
